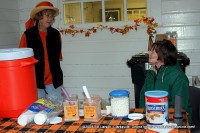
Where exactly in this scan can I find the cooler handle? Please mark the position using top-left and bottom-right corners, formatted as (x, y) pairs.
(20, 59), (38, 67)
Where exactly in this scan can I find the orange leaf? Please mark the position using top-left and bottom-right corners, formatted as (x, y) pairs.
(69, 25), (74, 29)
(85, 31), (91, 37)
(93, 29), (97, 33)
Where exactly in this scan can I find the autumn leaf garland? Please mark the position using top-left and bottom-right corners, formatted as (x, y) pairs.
(58, 16), (158, 37)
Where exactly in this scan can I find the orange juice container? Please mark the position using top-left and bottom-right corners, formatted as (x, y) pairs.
(63, 94), (79, 121)
(83, 95), (102, 122)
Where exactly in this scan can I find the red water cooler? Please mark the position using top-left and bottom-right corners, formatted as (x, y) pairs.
(0, 48), (38, 118)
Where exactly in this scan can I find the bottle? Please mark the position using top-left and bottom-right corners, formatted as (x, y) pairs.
(109, 90), (130, 118)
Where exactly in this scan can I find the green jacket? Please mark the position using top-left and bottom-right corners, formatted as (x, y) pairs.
(139, 64), (191, 122)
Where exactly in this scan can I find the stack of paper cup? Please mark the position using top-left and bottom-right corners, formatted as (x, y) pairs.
(34, 111), (48, 125)
(34, 111), (62, 125)
(17, 110), (37, 126)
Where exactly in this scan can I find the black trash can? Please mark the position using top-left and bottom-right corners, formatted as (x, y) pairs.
(126, 52), (190, 108)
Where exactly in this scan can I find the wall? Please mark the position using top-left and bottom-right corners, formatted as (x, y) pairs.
(0, 0), (19, 48)
(153, 0), (200, 84)
(15, 0), (200, 108)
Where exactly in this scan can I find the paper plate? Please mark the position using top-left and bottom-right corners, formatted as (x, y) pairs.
(49, 117), (62, 124)
(128, 113), (144, 120)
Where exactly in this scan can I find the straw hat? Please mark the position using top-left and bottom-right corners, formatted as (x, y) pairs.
(30, 1), (59, 19)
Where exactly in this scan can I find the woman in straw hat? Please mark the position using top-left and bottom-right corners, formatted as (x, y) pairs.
(19, 1), (63, 102)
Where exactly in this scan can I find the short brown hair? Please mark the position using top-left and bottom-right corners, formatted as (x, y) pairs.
(151, 39), (177, 65)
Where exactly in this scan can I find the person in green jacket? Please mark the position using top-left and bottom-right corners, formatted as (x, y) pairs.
(139, 39), (191, 122)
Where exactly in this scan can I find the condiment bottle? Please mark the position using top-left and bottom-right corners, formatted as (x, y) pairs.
(109, 90), (130, 118)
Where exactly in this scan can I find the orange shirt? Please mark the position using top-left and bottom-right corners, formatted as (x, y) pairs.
(19, 32), (62, 85)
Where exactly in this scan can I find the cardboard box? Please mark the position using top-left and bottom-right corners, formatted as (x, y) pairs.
(155, 34), (167, 42)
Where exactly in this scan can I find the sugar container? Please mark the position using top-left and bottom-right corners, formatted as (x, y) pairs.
(83, 95), (102, 122)
(145, 90), (168, 125)
(109, 90), (130, 118)
(63, 94), (79, 121)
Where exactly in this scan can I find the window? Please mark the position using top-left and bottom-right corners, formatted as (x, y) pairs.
(127, 8), (146, 21)
(60, 0), (147, 25)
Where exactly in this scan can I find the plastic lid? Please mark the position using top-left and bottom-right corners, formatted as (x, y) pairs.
(109, 90), (129, 97)
(145, 90), (168, 97)
(0, 48), (33, 61)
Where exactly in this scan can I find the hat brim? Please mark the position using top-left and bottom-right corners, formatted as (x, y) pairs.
(30, 6), (59, 19)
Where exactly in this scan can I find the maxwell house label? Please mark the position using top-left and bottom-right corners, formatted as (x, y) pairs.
(145, 91), (168, 125)
(147, 105), (166, 112)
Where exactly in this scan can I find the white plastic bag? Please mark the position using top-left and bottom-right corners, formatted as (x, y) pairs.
(17, 98), (63, 126)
